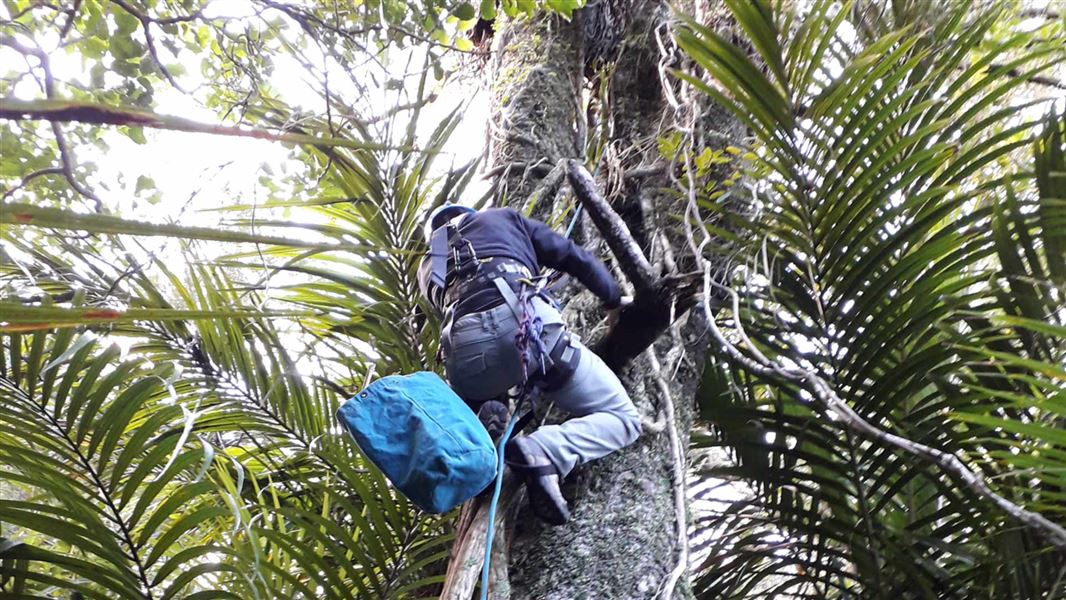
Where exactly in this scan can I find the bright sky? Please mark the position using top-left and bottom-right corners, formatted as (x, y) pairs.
(1, 2), (497, 376)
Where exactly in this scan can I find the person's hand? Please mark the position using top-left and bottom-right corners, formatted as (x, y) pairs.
(606, 295), (633, 328)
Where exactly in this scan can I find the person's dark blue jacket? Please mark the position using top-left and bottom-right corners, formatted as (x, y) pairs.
(418, 208), (621, 312)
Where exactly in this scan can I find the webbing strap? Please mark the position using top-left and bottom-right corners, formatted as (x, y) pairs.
(428, 226), (450, 290)
(492, 277), (523, 322)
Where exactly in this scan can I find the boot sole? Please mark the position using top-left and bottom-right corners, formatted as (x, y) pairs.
(477, 401), (509, 441)
(524, 475), (570, 526)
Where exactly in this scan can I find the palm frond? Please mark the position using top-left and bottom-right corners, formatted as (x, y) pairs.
(0, 325), (227, 598)
(680, 0), (1066, 597)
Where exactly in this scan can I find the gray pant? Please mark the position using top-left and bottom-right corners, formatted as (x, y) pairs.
(442, 296), (641, 477)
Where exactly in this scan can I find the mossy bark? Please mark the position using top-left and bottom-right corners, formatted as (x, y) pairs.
(488, 13), (584, 208)
(483, 2), (741, 598)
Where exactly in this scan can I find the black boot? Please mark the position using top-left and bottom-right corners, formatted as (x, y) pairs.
(476, 400), (509, 441)
(505, 436), (570, 526)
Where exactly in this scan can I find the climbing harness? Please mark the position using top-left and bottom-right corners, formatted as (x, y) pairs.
(426, 219), (480, 310)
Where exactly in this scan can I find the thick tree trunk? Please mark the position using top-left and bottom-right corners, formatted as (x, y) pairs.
(467, 2), (742, 598)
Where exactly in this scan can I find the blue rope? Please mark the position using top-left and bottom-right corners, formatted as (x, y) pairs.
(563, 203), (583, 240)
(480, 407), (521, 600)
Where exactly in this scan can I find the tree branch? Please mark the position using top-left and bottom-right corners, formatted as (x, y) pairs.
(50, 120), (102, 211)
(558, 160), (713, 370)
(592, 272), (705, 371)
(1, 167), (64, 201)
(647, 349), (689, 600)
(482, 161), (553, 180)
(7, 1), (59, 21)
(521, 158), (567, 215)
(0, 98), (396, 152)
(987, 62), (1066, 91)
(1, 37), (102, 210)
(1020, 8), (1060, 20)
(441, 476), (523, 599)
(58, 0), (82, 40)
(566, 159), (657, 293)
(108, 0), (188, 91)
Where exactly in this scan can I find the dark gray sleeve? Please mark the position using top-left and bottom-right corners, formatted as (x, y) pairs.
(518, 212), (622, 308)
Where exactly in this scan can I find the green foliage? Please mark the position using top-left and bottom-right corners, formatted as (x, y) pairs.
(680, 0), (1066, 597)
(0, 18), (484, 586)
(0, 326), (226, 598)
(3, 0), (1063, 597)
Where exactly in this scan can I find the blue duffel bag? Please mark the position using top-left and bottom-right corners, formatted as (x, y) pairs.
(336, 371), (497, 513)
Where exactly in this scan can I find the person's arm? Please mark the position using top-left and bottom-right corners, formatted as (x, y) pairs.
(517, 211), (622, 308)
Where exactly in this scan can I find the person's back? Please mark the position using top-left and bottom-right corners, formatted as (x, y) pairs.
(419, 207), (622, 317)
(419, 204), (640, 525)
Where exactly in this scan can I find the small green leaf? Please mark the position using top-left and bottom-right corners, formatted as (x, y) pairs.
(114, 11), (138, 35)
(83, 36), (108, 59)
(128, 127), (146, 145)
(546, 0), (584, 19)
(134, 174), (153, 193)
(430, 28), (450, 45)
(453, 2), (476, 20)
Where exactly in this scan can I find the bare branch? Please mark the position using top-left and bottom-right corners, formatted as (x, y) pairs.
(698, 267), (1066, 553)
(592, 272), (705, 370)
(6, 1), (59, 21)
(441, 476), (523, 599)
(365, 96), (437, 124)
(482, 161), (553, 180)
(647, 349), (689, 600)
(1, 167), (63, 201)
(987, 62), (1066, 90)
(58, 0), (82, 40)
(1020, 8), (1061, 20)
(0, 98), (397, 152)
(0, 37), (55, 95)
(566, 159), (658, 293)
(624, 164), (667, 180)
(1, 37), (102, 210)
(50, 121), (103, 211)
(521, 158), (567, 215)
(254, 0), (371, 37)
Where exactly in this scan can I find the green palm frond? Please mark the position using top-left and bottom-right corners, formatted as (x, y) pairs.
(0, 325), (227, 598)
(127, 257), (449, 597)
(220, 95), (481, 376)
(679, 0), (1066, 597)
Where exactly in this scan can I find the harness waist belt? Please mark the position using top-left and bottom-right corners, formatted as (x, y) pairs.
(446, 257), (534, 320)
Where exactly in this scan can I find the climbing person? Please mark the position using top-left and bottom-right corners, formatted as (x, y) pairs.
(417, 203), (642, 526)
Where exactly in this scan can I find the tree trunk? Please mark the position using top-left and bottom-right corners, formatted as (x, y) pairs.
(468, 2), (742, 598)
